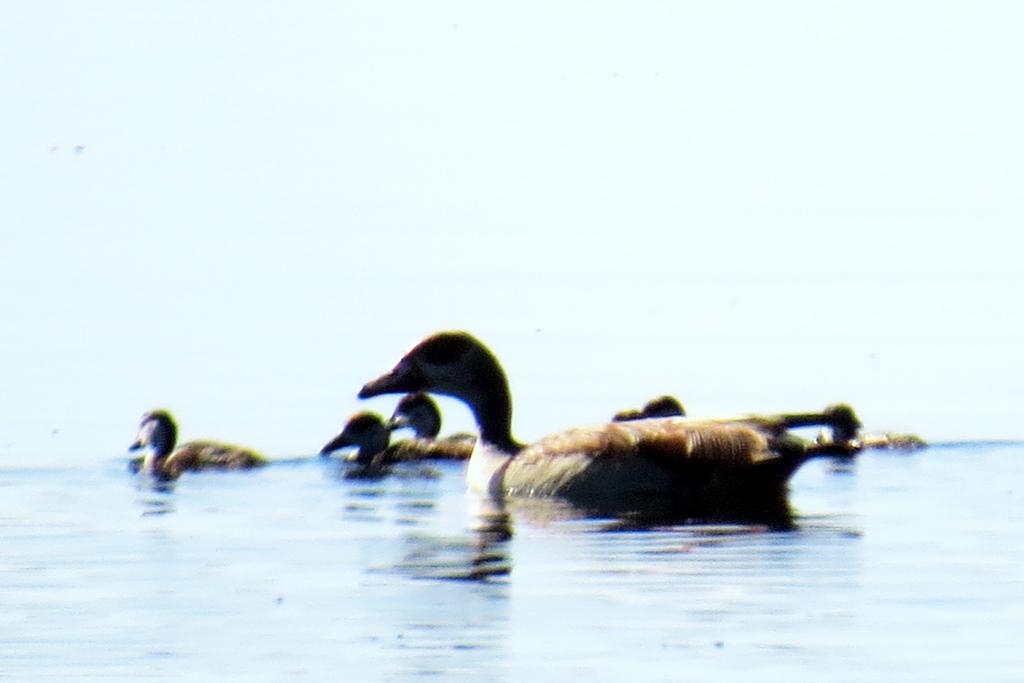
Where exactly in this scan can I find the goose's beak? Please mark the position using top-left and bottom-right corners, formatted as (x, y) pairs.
(319, 433), (353, 458)
(128, 439), (144, 452)
(359, 360), (424, 399)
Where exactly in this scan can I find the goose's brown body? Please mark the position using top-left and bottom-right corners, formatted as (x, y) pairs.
(496, 417), (854, 518)
(358, 331), (859, 521)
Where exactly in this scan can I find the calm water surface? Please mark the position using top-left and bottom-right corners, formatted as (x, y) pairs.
(2, 442), (1022, 681)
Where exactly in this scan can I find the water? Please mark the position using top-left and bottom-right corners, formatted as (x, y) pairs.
(2, 442), (1022, 681)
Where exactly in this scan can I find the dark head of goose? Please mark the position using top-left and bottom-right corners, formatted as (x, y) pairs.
(359, 331), (517, 451)
(320, 411), (391, 464)
(360, 332), (483, 398)
(814, 403), (861, 445)
(388, 392), (442, 439)
(129, 409), (178, 458)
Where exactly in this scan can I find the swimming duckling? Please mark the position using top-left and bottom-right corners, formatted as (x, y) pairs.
(863, 432), (927, 450)
(357, 331), (859, 520)
(320, 409), (468, 468)
(319, 411), (396, 477)
(388, 393), (443, 438)
(386, 393), (475, 461)
(128, 410), (268, 481)
(613, 395), (686, 421)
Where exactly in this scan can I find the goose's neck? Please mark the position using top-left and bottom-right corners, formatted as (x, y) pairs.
(474, 397), (519, 453)
(463, 366), (522, 454)
(150, 421), (177, 461)
(140, 448), (167, 476)
(356, 431), (391, 464)
(413, 410), (441, 439)
(779, 411), (857, 441)
(355, 444), (382, 464)
(778, 412), (827, 429)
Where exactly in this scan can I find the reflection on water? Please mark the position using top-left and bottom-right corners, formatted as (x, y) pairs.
(383, 494), (513, 583)
(337, 466), (513, 583)
(135, 478), (176, 516)
(1, 444), (1022, 680)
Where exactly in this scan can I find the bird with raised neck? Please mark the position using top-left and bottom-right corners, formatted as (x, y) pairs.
(358, 331), (859, 521)
(613, 395), (862, 449)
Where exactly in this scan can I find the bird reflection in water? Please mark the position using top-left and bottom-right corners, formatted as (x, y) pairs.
(498, 483), (801, 532)
(388, 495), (512, 582)
(134, 478), (176, 516)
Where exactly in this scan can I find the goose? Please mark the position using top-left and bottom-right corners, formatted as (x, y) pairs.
(320, 409), (470, 467)
(704, 403), (862, 446)
(357, 331), (859, 520)
(386, 393), (475, 461)
(613, 395), (686, 421)
(128, 410), (268, 480)
(613, 395), (862, 449)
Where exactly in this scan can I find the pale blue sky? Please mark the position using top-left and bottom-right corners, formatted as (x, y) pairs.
(2, 2), (1022, 465)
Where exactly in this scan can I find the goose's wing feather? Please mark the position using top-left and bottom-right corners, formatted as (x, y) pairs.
(701, 414), (787, 433)
(164, 440), (268, 475)
(527, 418), (777, 466)
(502, 419), (781, 499)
